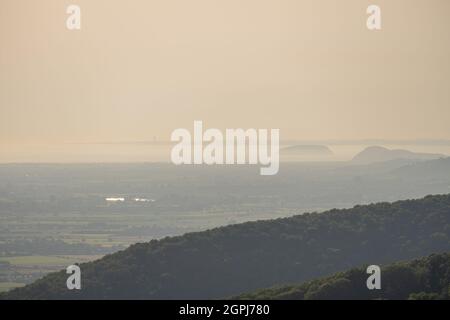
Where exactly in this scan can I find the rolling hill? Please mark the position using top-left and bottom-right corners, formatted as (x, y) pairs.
(2, 194), (450, 300)
(352, 146), (444, 164)
(391, 157), (450, 181)
(236, 252), (450, 300)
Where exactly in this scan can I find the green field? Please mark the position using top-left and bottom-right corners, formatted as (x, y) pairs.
(0, 255), (103, 293)
(0, 255), (102, 267)
(0, 282), (24, 293)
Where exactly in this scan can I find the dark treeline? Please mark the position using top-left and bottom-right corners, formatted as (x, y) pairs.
(2, 194), (450, 299)
(237, 252), (450, 300)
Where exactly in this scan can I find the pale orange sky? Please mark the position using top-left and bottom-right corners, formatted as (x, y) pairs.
(1, 0), (450, 155)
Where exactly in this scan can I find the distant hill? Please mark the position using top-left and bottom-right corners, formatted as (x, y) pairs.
(281, 145), (333, 156)
(391, 157), (450, 180)
(352, 146), (444, 164)
(236, 252), (450, 300)
(2, 194), (450, 300)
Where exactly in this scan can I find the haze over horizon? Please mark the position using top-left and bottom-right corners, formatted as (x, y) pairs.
(1, 0), (450, 162)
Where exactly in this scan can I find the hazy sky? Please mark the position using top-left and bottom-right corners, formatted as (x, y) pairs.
(1, 0), (450, 159)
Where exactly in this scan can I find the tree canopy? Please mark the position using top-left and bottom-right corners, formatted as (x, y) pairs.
(2, 194), (450, 299)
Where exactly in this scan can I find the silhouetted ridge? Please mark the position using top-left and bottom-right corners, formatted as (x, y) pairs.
(352, 146), (444, 164)
(2, 194), (450, 299)
(236, 252), (450, 300)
